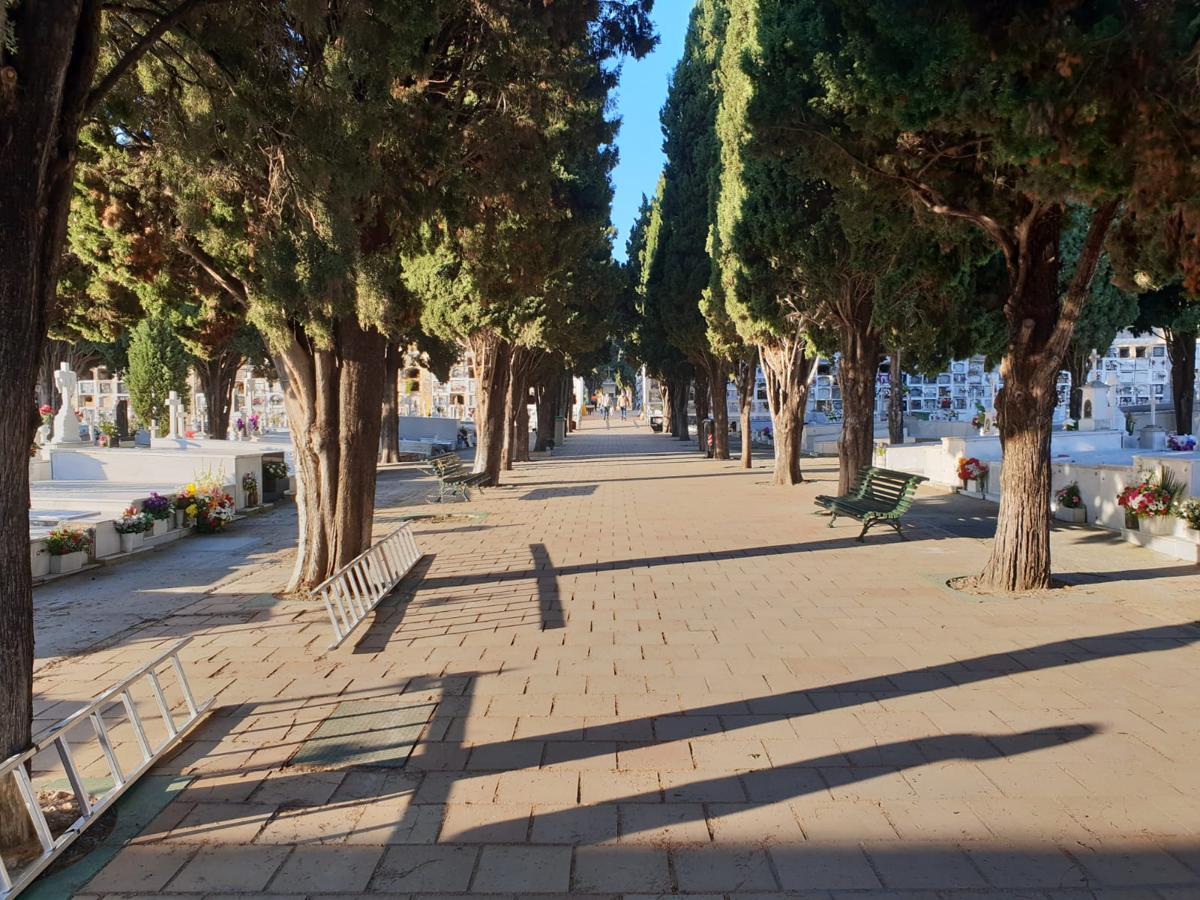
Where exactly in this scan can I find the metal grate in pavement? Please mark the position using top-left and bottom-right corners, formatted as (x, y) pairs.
(291, 698), (435, 769)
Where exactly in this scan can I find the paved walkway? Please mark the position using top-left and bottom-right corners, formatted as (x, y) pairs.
(23, 420), (1200, 898)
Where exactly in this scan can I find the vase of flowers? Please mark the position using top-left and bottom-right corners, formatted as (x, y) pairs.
(1118, 474), (1178, 534)
(47, 524), (91, 574)
(143, 491), (173, 536)
(173, 484), (199, 528)
(97, 420), (119, 448)
(191, 482), (236, 534)
(1167, 433), (1197, 452)
(114, 506), (149, 552)
(1053, 483), (1086, 523)
(262, 460), (288, 501)
(1176, 498), (1200, 535)
(242, 472), (259, 508)
(956, 456), (989, 496)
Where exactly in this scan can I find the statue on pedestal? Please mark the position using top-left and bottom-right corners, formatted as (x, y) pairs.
(50, 363), (83, 446)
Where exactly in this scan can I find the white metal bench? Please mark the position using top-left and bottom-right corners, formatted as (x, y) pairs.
(311, 523), (422, 649)
(0, 638), (210, 898)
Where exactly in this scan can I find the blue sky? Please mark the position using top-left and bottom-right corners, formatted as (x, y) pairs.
(610, 0), (694, 261)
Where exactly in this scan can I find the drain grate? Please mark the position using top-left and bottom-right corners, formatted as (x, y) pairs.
(291, 698), (435, 769)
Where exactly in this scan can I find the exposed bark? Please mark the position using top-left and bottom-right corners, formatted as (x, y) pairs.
(661, 379), (674, 435)
(469, 331), (510, 486)
(673, 376), (691, 442)
(734, 355), (756, 469)
(533, 367), (562, 451)
(704, 354), (731, 459)
(195, 350), (243, 439)
(1165, 329), (1197, 435)
(277, 315), (386, 593)
(759, 337), (815, 486)
(693, 366), (710, 453)
(378, 342), (402, 463)
(975, 199), (1120, 592)
(835, 300), (882, 495)
(887, 346), (905, 445)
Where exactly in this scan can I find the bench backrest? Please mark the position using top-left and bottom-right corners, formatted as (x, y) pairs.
(430, 453), (465, 476)
(861, 467), (927, 512)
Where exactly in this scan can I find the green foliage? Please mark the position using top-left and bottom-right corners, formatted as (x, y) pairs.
(125, 316), (190, 435)
(1062, 206), (1139, 364)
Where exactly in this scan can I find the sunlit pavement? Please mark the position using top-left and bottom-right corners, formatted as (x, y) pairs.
(30, 418), (1200, 897)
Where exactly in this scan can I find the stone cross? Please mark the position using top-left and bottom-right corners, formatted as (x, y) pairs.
(166, 390), (183, 439)
(1089, 349), (1100, 382)
(50, 362), (83, 445)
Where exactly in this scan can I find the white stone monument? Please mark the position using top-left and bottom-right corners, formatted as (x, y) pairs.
(49, 363), (83, 446)
(165, 391), (183, 439)
(1078, 353), (1114, 432)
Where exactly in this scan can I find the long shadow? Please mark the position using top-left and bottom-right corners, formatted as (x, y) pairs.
(529, 543), (563, 629)
(1057, 565), (1200, 585)
(521, 485), (598, 501)
(416, 534), (942, 591)
(456, 621), (1200, 757)
(453, 724), (1101, 842)
(351, 554), (438, 654)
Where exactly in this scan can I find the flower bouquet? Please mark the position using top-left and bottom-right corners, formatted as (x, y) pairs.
(956, 457), (989, 493)
(242, 472), (259, 507)
(183, 478), (237, 533)
(1054, 482), (1085, 523)
(1118, 477), (1175, 531)
(1167, 433), (1197, 452)
(173, 483), (199, 528)
(1176, 497), (1200, 532)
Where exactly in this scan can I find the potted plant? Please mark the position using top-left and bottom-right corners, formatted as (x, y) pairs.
(46, 524), (91, 574)
(114, 506), (148, 552)
(173, 484), (198, 528)
(262, 460), (288, 502)
(97, 420), (119, 448)
(956, 456), (989, 496)
(242, 472), (259, 508)
(1118, 473), (1177, 534)
(143, 491), (173, 536)
(1054, 483), (1086, 524)
(1175, 497), (1200, 535)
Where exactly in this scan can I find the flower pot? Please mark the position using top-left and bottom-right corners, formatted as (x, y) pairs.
(1142, 515), (1174, 536)
(175, 510), (189, 529)
(1124, 510), (1139, 530)
(119, 532), (143, 553)
(1054, 506), (1087, 524)
(245, 488), (259, 508)
(151, 518), (169, 538)
(49, 550), (86, 574)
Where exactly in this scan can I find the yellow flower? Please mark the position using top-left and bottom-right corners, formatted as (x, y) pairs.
(186, 503), (198, 517)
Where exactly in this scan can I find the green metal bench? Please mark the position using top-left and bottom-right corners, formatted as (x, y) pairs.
(419, 452), (488, 502)
(814, 465), (927, 542)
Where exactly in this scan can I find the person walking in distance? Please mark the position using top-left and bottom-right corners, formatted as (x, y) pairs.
(619, 391), (629, 421)
(601, 391), (612, 427)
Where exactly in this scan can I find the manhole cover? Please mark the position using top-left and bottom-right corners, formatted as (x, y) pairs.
(291, 698), (434, 769)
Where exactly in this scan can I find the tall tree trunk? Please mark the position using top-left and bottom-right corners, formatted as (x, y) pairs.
(0, 7), (102, 847)
(1065, 348), (1088, 422)
(534, 368), (561, 451)
(195, 352), (242, 439)
(759, 337), (814, 486)
(661, 379), (674, 435)
(835, 309), (882, 495)
(515, 394), (531, 462)
(693, 367), (710, 453)
(276, 316), (387, 594)
(705, 355), (731, 460)
(0, 2), (226, 844)
(887, 346), (905, 445)
(735, 355), (756, 469)
(469, 331), (510, 486)
(378, 343), (401, 463)
(557, 371), (572, 439)
(1165, 329), (1197, 435)
(975, 200), (1119, 592)
(674, 376), (691, 442)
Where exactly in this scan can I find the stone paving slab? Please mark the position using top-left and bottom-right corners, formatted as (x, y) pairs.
(21, 420), (1200, 897)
